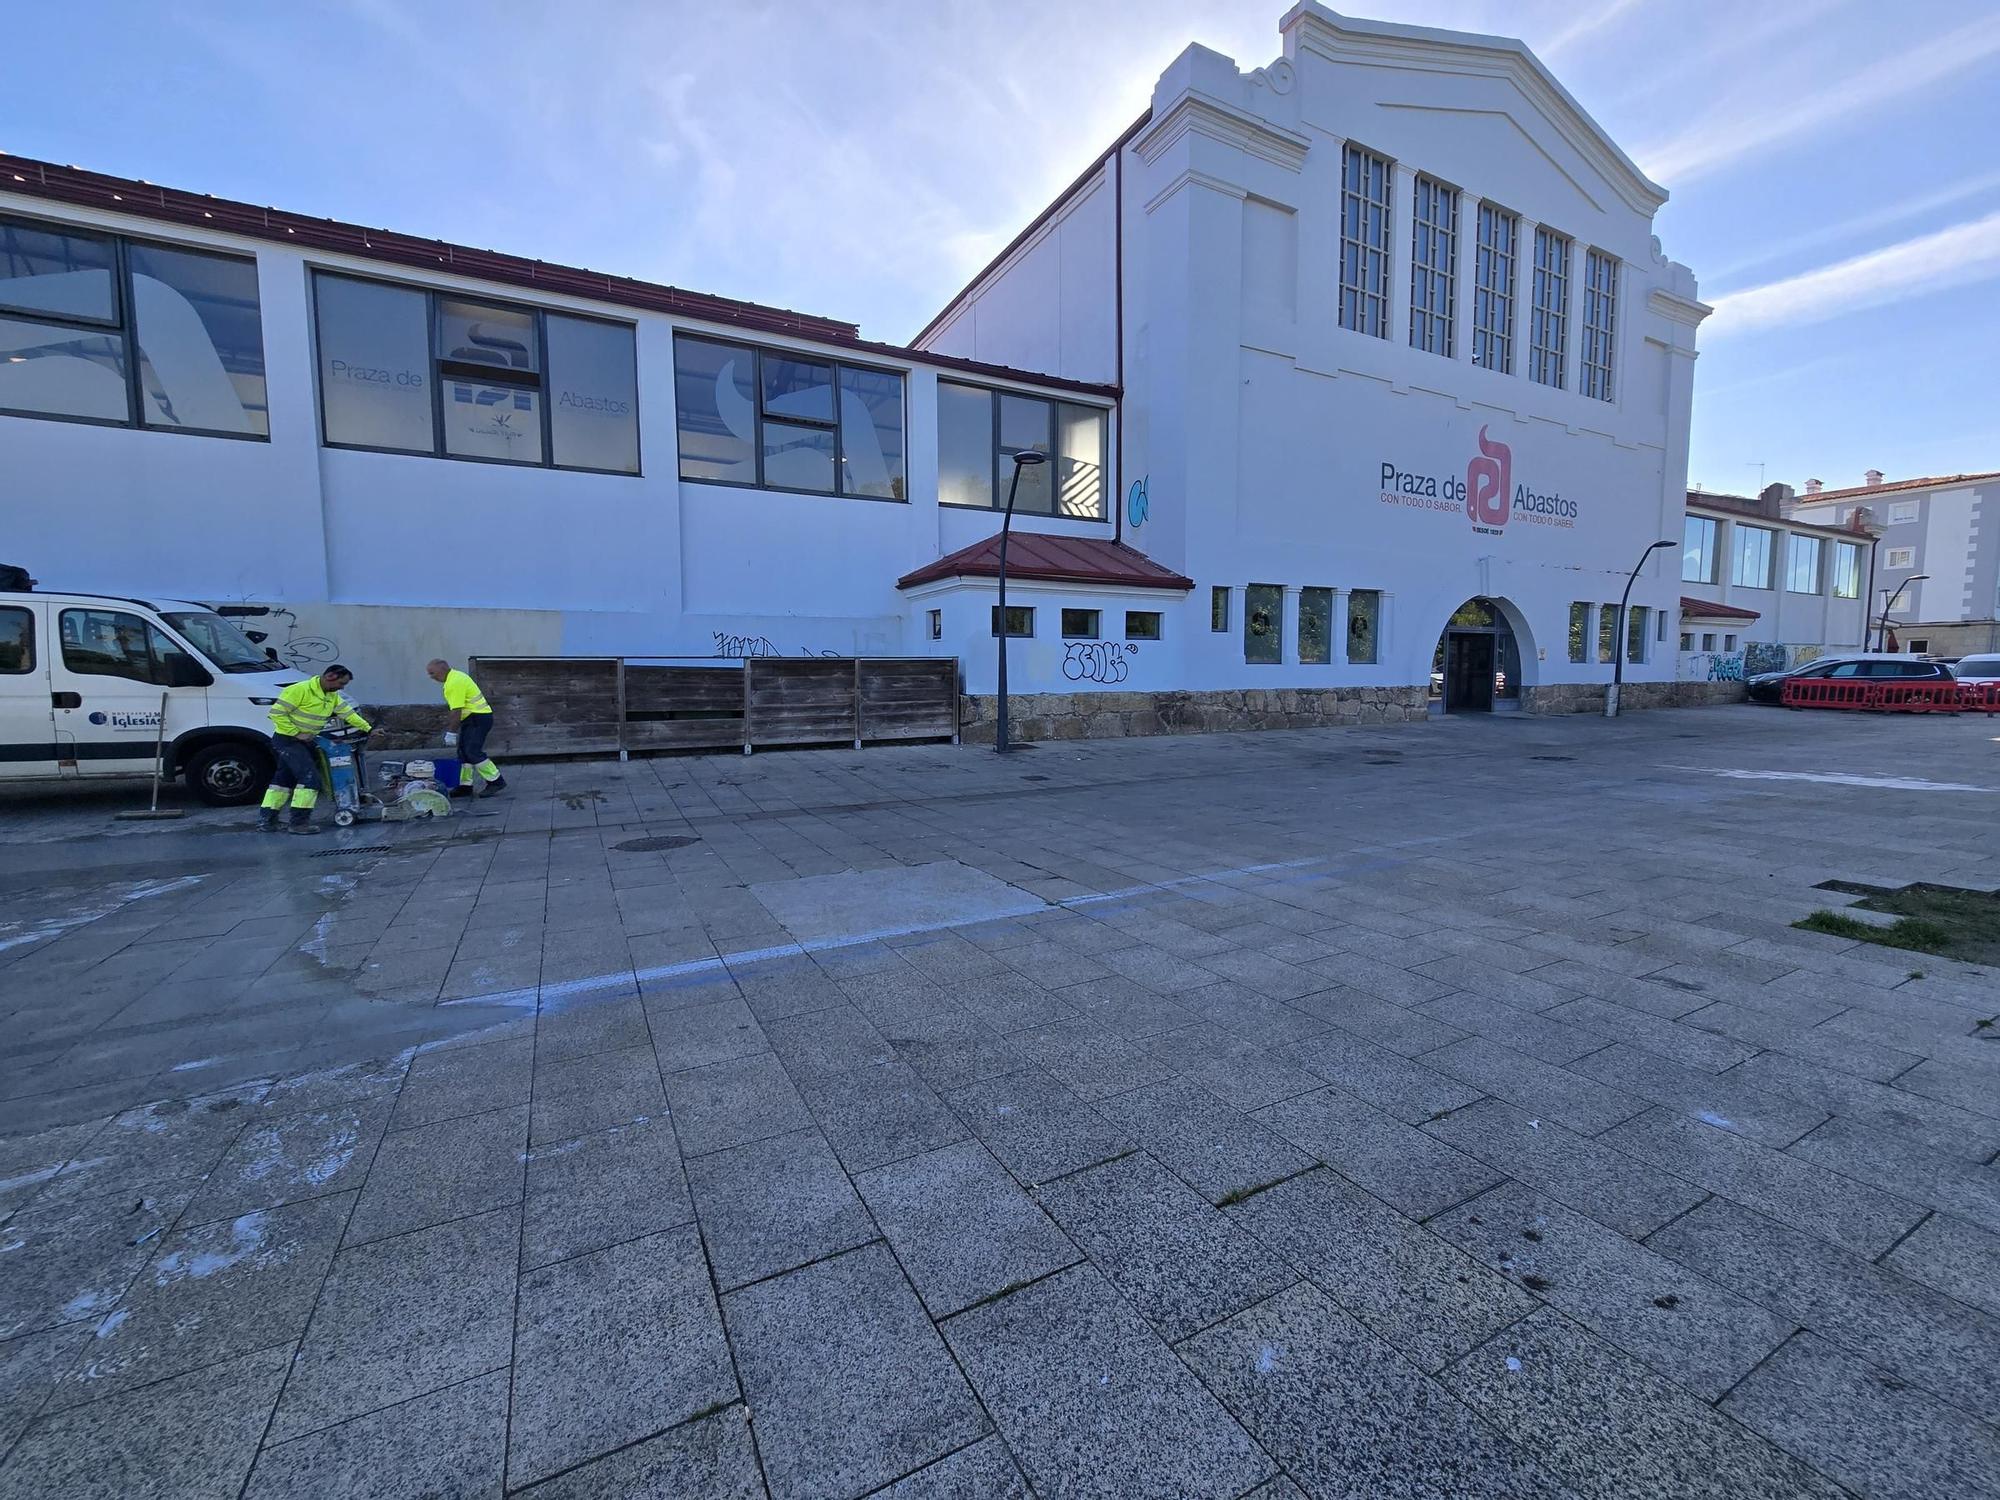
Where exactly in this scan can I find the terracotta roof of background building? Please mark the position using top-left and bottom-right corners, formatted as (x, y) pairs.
(1685, 491), (1876, 539)
(1680, 595), (1761, 622)
(0, 153), (1119, 398)
(1790, 471), (2000, 503)
(897, 533), (1194, 591)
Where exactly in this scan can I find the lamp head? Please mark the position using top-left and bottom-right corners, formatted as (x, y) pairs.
(1009, 449), (1048, 467)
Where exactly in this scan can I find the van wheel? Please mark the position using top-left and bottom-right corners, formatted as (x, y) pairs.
(184, 742), (272, 807)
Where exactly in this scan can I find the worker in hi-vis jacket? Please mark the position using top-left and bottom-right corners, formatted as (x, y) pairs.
(257, 665), (370, 834)
(427, 658), (507, 796)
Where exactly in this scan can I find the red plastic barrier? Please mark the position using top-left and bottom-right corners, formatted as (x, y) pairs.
(1957, 680), (2000, 713)
(1781, 678), (1874, 709)
(1783, 678), (1967, 712)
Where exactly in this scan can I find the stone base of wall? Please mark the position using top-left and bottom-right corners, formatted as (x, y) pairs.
(360, 704), (454, 750)
(959, 687), (1432, 743)
(1522, 681), (1747, 715)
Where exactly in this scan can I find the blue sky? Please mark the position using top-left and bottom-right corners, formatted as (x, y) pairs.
(5, 1), (1996, 493)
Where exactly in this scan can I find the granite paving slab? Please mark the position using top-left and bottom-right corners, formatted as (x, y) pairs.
(941, 1264), (1271, 1500)
(684, 1127), (876, 1289)
(727, 1243), (988, 1500)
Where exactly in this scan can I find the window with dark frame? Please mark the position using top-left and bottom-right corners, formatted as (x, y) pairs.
(1339, 145), (1393, 338)
(927, 609), (942, 641)
(315, 270), (639, 474)
(1299, 588), (1332, 664)
(1580, 249), (1618, 401)
(1627, 605), (1649, 663)
(1245, 584), (1282, 664)
(1472, 203), (1517, 373)
(1348, 590), (1381, 664)
(1568, 601), (1590, 662)
(0, 213), (267, 437)
(1598, 604), (1618, 663)
(0, 606), (33, 673)
(990, 606), (1034, 638)
(1124, 610), (1162, 642)
(1408, 176), (1457, 357)
(936, 379), (1107, 519)
(672, 334), (908, 498)
(1210, 586), (1230, 633)
(1061, 608), (1101, 638)
(1529, 227), (1570, 388)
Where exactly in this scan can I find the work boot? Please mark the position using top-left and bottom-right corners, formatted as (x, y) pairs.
(256, 810), (281, 833)
(286, 810), (320, 836)
(486, 775), (508, 794)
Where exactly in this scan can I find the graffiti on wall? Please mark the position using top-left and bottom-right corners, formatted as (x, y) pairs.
(1062, 641), (1136, 684)
(711, 632), (841, 659)
(1126, 476), (1149, 530)
(215, 605), (340, 672)
(1704, 653), (1746, 681)
(1742, 642), (1788, 676)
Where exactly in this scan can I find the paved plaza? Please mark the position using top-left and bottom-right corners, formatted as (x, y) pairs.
(1, 705), (1997, 1499)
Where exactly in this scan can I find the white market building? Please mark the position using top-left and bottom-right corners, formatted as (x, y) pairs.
(2, 6), (1713, 738)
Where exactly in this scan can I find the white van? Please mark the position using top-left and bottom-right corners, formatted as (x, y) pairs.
(1, 589), (296, 805)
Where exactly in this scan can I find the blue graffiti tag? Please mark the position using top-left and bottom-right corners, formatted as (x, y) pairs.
(1126, 476), (1149, 529)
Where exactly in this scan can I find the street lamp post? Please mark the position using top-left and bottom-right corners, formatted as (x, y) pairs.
(1605, 538), (1677, 719)
(1875, 573), (1928, 652)
(993, 449), (1048, 755)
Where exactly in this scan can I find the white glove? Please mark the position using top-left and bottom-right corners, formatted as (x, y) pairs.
(442, 731), (458, 747)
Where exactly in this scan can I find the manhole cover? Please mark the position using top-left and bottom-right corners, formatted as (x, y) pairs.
(1530, 755), (1576, 762)
(311, 844), (393, 858)
(613, 835), (700, 852)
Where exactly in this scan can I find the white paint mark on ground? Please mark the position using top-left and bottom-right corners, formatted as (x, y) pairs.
(152, 1212), (269, 1286)
(171, 1058), (220, 1073)
(1256, 1345), (1279, 1373)
(62, 1289), (114, 1321)
(1673, 766), (1993, 793)
(93, 1308), (130, 1339)
(1505, 1356), (1523, 1373)
(0, 1163), (64, 1196)
(1697, 1110), (1736, 1129)
(0, 874), (207, 954)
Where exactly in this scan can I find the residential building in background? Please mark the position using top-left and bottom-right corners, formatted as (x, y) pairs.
(2, 5), (1710, 735)
(1678, 489), (1869, 680)
(1783, 471), (1999, 657)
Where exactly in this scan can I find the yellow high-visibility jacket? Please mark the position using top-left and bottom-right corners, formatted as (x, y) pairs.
(270, 676), (371, 738)
(439, 669), (492, 717)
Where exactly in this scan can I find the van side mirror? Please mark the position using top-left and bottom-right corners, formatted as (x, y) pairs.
(167, 656), (212, 689)
(266, 647), (280, 661)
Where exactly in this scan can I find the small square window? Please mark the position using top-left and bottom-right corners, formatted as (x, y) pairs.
(1909, 638), (1930, 654)
(927, 609), (942, 641)
(1210, 586), (1230, 633)
(1061, 608), (1101, 638)
(1679, 632), (1693, 651)
(1701, 633), (1716, 651)
(990, 606), (1034, 638)
(1723, 633), (1736, 650)
(1125, 611), (1162, 642)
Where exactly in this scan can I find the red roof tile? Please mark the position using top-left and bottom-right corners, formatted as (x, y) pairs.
(1790, 471), (2000, 503)
(1680, 595), (1761, 622)
(897, 533), (1193, 591)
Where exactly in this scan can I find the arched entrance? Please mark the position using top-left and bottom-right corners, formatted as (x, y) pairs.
(1431, 598), (1523, 714)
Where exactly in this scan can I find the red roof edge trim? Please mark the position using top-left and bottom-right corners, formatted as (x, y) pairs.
(897, 533), (1194, 592)
(1679, 595), (1762, 622)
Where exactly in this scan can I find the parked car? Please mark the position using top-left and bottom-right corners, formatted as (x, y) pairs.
(1747, 653), (1956, 704)
(1, 587), (294, 804)
(1950, 654), (2000, 685)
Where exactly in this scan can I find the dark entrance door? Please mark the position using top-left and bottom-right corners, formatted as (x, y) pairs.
(1445, 632), (1495, 712)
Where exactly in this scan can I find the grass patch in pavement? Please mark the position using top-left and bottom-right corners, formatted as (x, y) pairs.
(1797, 881), (2000, 966)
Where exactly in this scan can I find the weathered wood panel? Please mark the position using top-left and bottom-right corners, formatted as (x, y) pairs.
(858, 659), (959, 741)
(472, 657), (622, 755)
(745, 659), (857, 747)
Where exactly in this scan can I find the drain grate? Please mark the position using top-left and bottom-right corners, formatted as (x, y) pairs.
(613, 834), (701, 852)
(311, 844), (393, 858)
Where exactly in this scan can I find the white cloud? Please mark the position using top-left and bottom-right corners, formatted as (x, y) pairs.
(1539, 0), (1647, 63)
(1706, 209), (2000, 335)
(1637, 11), (2000, 184)
(1701, 168), (2000, 288)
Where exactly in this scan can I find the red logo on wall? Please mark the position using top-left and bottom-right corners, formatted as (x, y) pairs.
(1466, 426), (1512, 532)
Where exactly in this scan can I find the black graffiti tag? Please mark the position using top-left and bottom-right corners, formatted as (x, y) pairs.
(1062, 641), (1132, 684)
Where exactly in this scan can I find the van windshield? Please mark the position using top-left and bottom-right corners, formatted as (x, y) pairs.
(161, 611), (285, 673)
